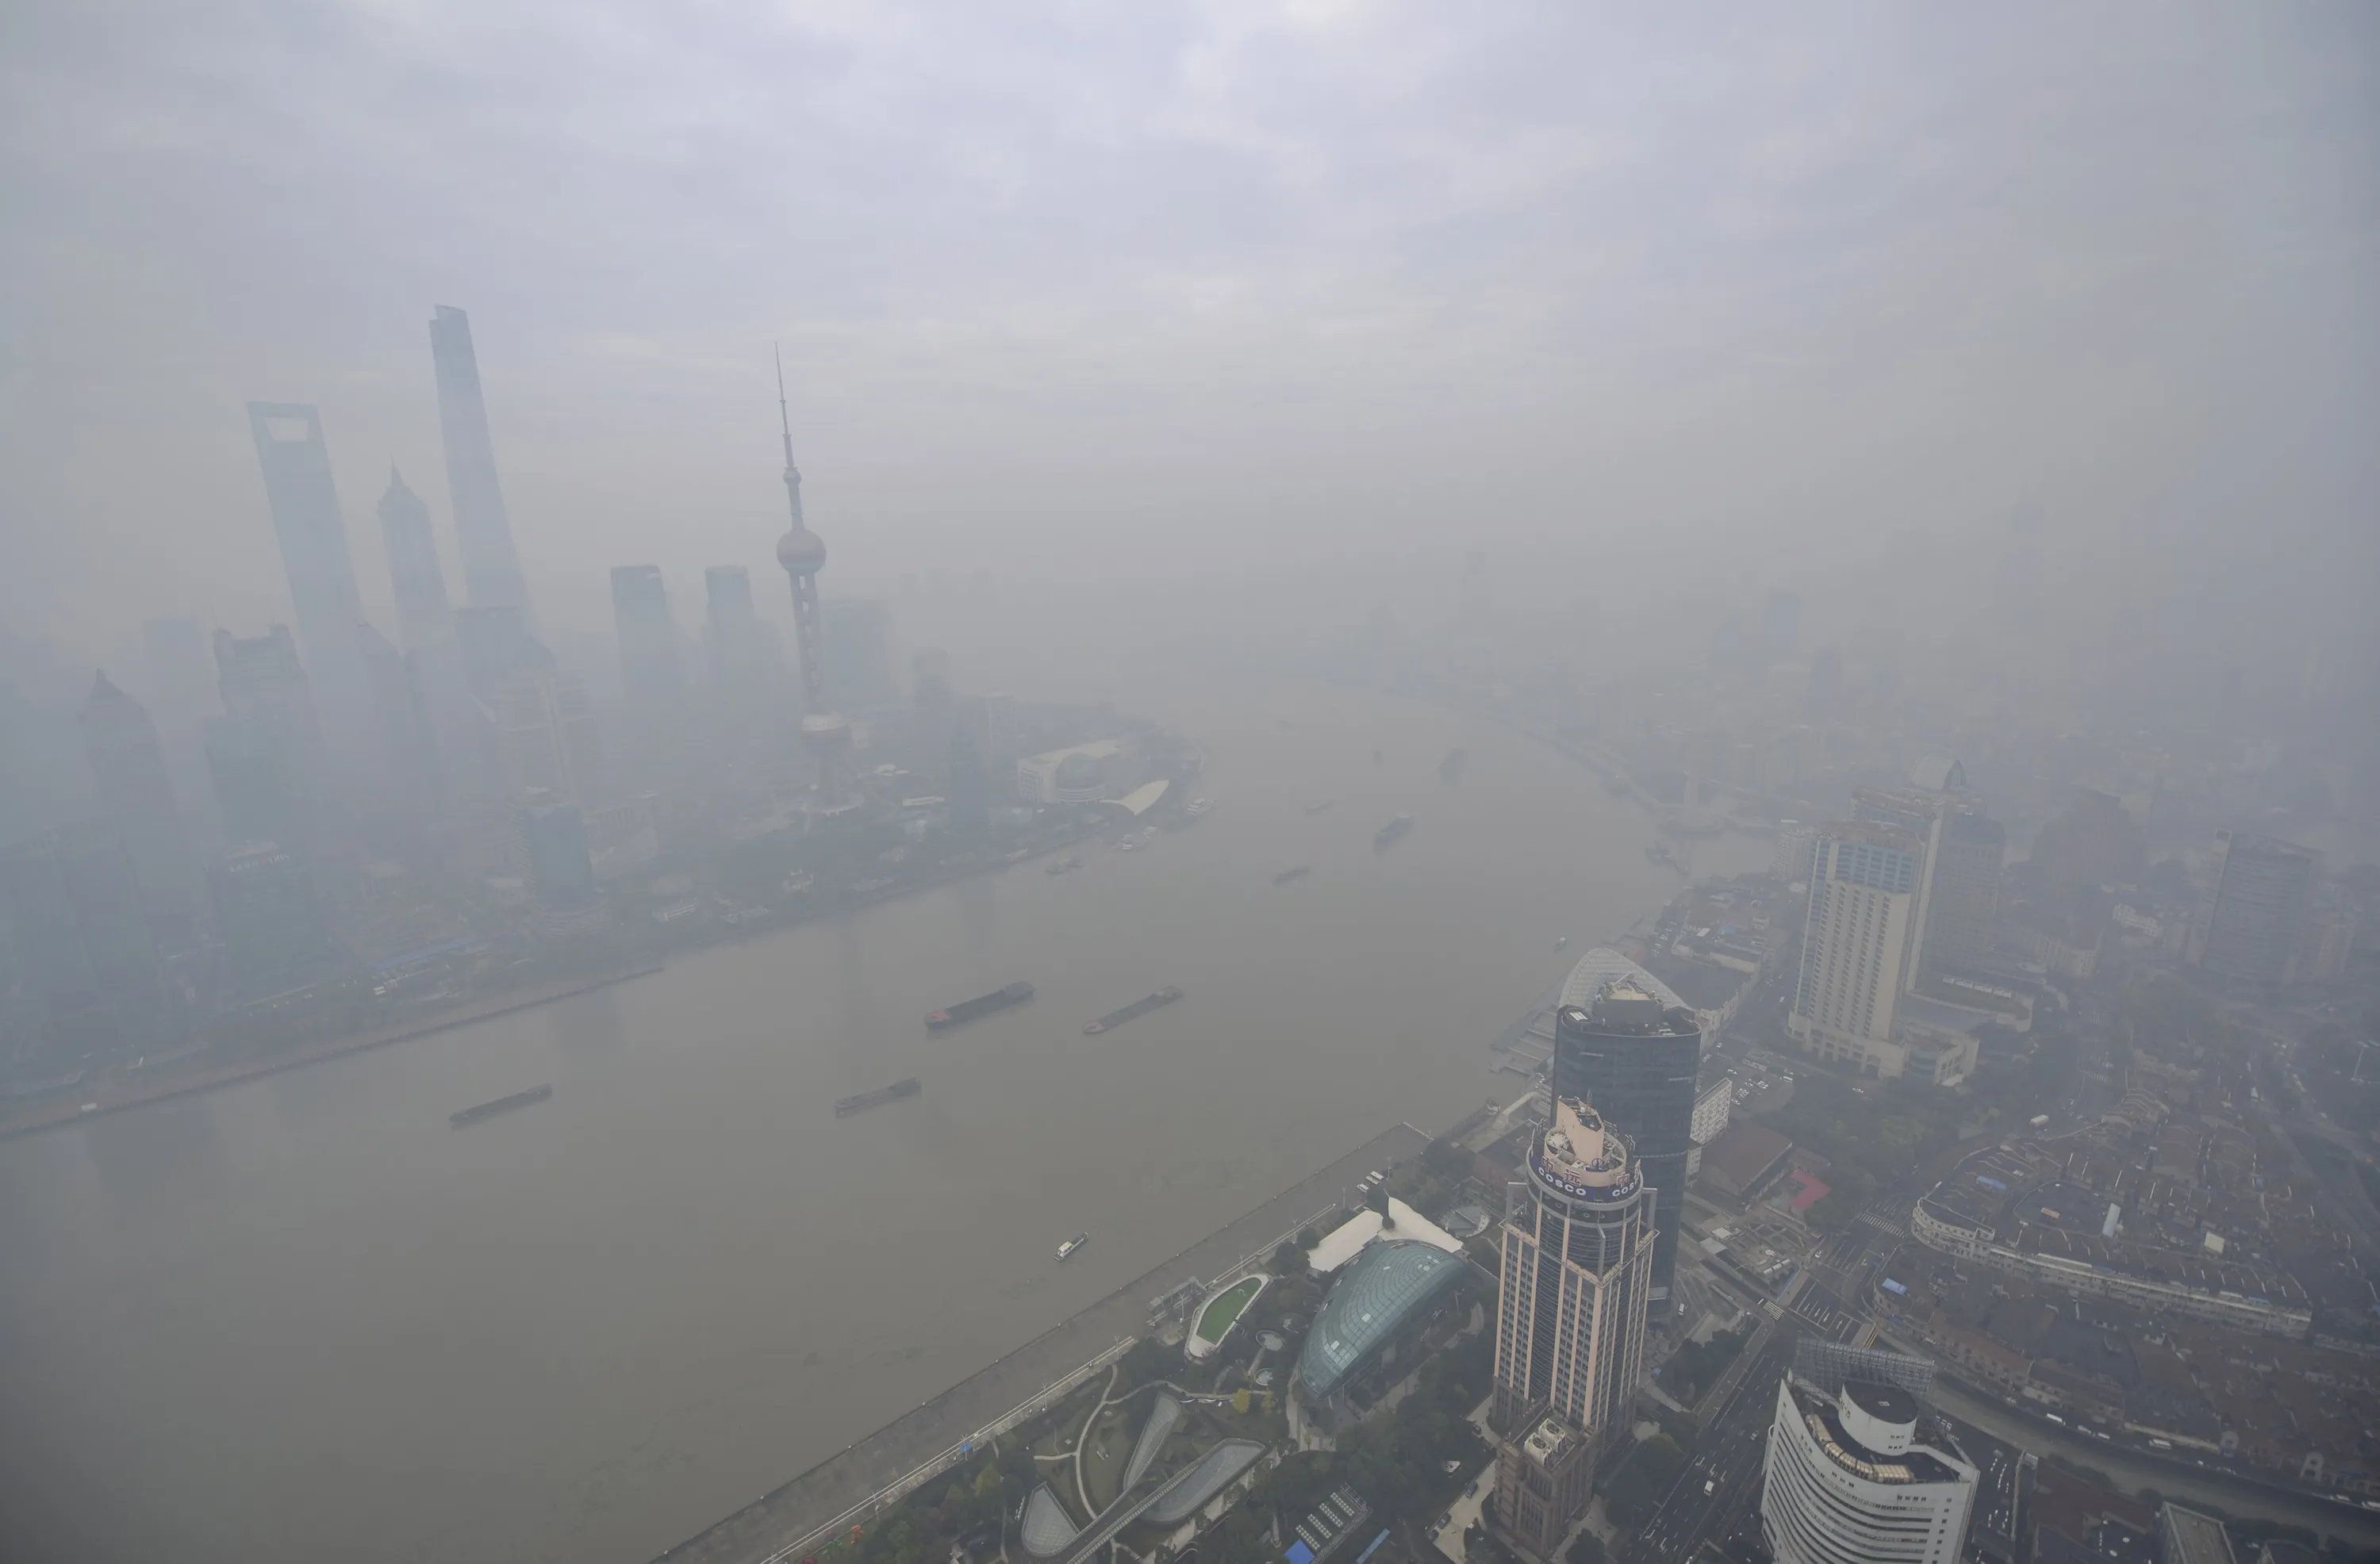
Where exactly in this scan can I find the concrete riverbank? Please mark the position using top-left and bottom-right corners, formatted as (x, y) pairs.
(652, 1122), (1431, 1564)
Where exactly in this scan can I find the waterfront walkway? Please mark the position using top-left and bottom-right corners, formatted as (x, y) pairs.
(651, 1122), (1432, 1564)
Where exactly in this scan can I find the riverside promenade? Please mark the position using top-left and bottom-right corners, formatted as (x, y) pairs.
(652, 1121), (1434, 1564)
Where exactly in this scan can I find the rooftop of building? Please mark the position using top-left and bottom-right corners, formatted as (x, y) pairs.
(1783, 1379), (1966, 1487)
(1557, 947), (1686, 1013)
(1304, 1198), (1464, 1275)
(1530, 1096), (1642, 1203)
(1296, 1239), (1472, 1401)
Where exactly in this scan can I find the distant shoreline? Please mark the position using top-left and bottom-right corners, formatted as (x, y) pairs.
(0, 964), (665, 1140)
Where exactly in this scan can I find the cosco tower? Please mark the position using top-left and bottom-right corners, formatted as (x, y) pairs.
(1553, 976), (1702, 1312)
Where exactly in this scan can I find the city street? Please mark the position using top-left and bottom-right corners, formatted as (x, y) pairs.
(1630, 1321), (1803, 1564)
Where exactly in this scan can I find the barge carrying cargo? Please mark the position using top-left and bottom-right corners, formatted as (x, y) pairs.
(927, 981), (1034, 1032)
(450, 1085), (552, 1127)
(1084, 988), (1182, 1035)
(835, 1078), (921, 1116)
(1373, 815), (1414, 849)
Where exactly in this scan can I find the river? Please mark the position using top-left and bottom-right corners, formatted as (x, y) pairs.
(0, 670), (1772, 1564)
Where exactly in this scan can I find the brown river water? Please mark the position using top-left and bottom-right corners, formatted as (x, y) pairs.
(0, 672), (1771, 1564)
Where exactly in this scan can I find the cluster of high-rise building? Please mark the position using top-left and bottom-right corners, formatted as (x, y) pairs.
(1783, 762), (2009, 1082)
(0, 310), (878, 1081)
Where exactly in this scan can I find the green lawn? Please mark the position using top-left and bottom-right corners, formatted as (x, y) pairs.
(1196, 1275), (1265, 1344)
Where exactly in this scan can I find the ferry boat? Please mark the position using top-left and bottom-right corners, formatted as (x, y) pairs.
(1056, 1232), (1090, 1262)
(1273, 864), (1311, 885)
(450, 1085), (552, 1128)
(1045, 855), (1082, 876)
(1085, 987), (1182, 1035)
(1373, 815), (1414, 849)
(1305, 799), (1334, 815)
(834, 1079), (921, 1117)
(927, 981), (1034, 1032)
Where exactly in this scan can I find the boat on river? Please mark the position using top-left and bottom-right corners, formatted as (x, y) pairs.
(1274, 864), (1311, 884)
(450, 1085), (551, 1128)
(835, 1079), (921, 1117)
(1084, 988), (1182, 1035)
(1374, 815), (1413, 849)
(927, 981), (1034, 1032)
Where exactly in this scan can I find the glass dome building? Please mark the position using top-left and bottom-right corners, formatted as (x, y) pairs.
(1296, 1239), (1472, 1401)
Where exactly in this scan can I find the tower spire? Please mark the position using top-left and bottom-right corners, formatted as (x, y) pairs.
(775, 343), (804, 526)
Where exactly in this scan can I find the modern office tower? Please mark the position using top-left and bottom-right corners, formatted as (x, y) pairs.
(359, 626), (443, 816)
(1850, 774), (2004, 987)
(768, 352), (853, 804)
(512, 796), (599, 918)
(212, 840), (338, 999)
(1551, 979), (1701, 1309)
(703, 565), (773, 692)
(821, 597), (896, 709)
(1925, 812), (2005, 975)
(205, 628), (328, 849)
(377, 468), (453, 650)
(428, 305), (532, 615)
(2189, 830), (2321, 987)
(0, 818), (182, 1071)
(454, 604), (534, 698)
(610, 565), (685, 698)
(244, 403), (370, 760)
(140, 616), (217, 726)
(79, 673), (206, 957)
(1789, 822), (1924, 1075)
(1807, 644), (1845, 718)
(492, 660), (601, 802)
(1761, 1375), (1977, 1564)
(1491, 1095), (1655, 1558)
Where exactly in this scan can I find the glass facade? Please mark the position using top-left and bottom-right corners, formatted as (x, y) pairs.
(1297, 1240), (1471, 1400)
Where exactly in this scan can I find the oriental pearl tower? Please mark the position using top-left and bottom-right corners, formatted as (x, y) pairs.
(772, 350), (852, 807)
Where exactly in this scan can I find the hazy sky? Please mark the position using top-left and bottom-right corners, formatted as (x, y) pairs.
(4, 2), (2374, 660)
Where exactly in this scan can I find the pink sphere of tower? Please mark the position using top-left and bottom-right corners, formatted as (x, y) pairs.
(777, 527), (827, 576)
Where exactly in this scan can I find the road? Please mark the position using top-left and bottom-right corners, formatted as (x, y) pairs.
(1631, 1321), (1803, 1564)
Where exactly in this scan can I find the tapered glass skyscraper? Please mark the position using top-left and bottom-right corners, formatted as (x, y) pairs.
(429, 305), (532, 616)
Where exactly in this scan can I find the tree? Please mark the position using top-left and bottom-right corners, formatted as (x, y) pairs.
(1272, 1240), (1309, 1278)
(1563, 1531), (1606, 1564)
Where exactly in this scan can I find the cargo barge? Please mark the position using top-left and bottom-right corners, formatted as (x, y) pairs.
(1273, 864), (1311, 884)
(1373, 815), (1413, 850)
(1084, 987), (1182, 1035)
(835, 1078), (921, 1116)
(927, 981), (1034, 1032)
(450, 1084), (552, 1127)
(1439, 747), (1468, 782)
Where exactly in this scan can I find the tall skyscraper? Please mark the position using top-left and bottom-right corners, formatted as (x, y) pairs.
(204, 627), (328, 849)
(493, 659), (601, 803)
(610, 565), (685, 698)
(1789, 822), (1924, 1076)
(428, 305), (532, 615)
(454, 604), (535, 698)
(769, 351), (853, 804)
(703, 565), (773, 692)
(0, 818), (182, 1072)
(79, 673), (207, 958)
(511, 796), (605, 937)
(1925, 812), (2005, 975)
(245, 403), (370, 761)
(1760, 1374), (1977, 1564)
(377, 467), (454, 651)
(1551, 979), (1701, 1309)
(140, 616), (217, 727)
(360, 625), (443, 818)
(1491, 1095), (1655, 1558)
(212, 840), (338, 999)
(2189, 830), (2320, 987)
